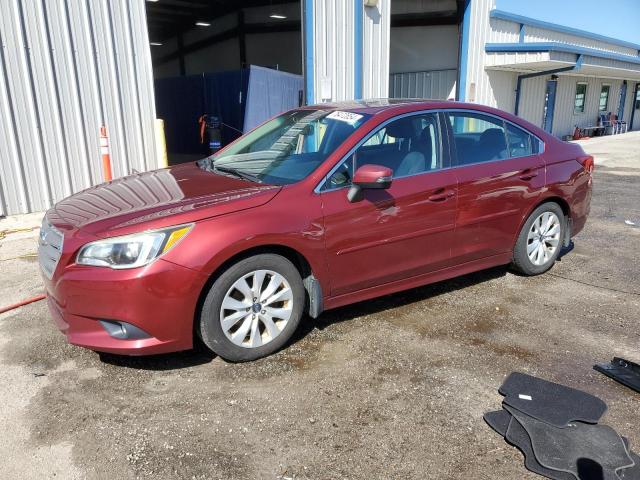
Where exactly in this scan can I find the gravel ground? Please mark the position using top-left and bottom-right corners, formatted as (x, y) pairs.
(1, 132), (639, 480)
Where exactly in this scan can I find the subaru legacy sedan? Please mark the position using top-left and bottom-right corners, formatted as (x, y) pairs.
(39, 100), (593, 361)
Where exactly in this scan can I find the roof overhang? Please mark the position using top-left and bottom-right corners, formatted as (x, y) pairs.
(485, 43), (640, 81)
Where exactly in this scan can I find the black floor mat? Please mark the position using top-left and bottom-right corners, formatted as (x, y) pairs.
(500, 372), (607, 428)
(505, 415), (576, 480)
(618, 438), (640, 480)
(483, 409), (511, 436)
(505, 405), (634, 479)
(594, 358), (640, 394)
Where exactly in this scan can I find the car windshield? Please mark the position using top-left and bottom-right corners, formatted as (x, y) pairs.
(201, 109), (370, 185)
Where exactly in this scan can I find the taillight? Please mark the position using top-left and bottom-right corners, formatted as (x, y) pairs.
(578, 155), (594, 175)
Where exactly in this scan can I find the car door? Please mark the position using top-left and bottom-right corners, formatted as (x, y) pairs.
(319, 112), (458, 297)
(446, 111), (546, 264)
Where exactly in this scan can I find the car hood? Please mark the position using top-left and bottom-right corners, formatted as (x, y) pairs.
(48, 162), (281, 237)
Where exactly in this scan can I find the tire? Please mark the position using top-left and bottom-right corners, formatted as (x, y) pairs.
(512, 202), (565, 276)
(199, 254), (305, 362)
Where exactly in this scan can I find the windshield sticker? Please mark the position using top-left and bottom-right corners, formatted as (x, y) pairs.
(327, 111), (364, 125)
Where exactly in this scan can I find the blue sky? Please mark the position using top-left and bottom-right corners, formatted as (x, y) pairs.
(495, 0), (640, 45)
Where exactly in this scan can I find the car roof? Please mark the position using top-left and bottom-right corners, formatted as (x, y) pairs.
(298, 98), (554, 142)
(300, 98), (481, 115)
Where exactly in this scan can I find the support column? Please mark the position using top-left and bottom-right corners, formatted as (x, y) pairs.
(302, 0), (390, 104)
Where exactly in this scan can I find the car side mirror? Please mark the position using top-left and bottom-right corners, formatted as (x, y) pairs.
(347, 164), (393, 202)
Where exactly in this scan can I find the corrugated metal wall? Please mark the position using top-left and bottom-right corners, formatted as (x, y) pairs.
(550, 77), (636, 138)
(310, 0), (355, 103)
(307, 0), (390, 103)
(524, 27), (638, 57)
(389, 69), (457, 99)
(0, 0), (158, 216)
(466, 0), (640, 138)
(363, 0), (390, 99)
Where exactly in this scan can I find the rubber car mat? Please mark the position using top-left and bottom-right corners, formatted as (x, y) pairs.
(594, 358), (640, 394)
(500, 372), (607, 428)
(618, 438), (640, 480)
(504, 405), (634, 480)
(505, 415), (577, 480)
(483, 409), (511, 437)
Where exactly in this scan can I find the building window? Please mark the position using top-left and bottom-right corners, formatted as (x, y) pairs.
(574, 83), (587, 114)
(636, 86), (640, 110)
(599, 85), (610, 112)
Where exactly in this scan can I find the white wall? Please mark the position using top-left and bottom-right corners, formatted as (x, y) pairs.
(390, 25), (459, 74)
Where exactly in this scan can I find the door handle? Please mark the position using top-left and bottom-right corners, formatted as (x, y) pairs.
(519, 169), (539, 181)
(428, 189), (456, 202)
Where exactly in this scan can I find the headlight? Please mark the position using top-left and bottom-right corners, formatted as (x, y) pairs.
(76, 224), (193, 269)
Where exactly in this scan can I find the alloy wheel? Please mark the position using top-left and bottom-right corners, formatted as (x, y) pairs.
(219, 270), (293, 348)
(526, 211), (561, 266)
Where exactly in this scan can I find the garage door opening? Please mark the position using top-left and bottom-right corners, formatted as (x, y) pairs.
(146, 1), (303, 165)
(389, 0), (465, 100)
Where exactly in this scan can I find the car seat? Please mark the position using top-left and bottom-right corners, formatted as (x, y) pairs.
(478, 128), (508, 162)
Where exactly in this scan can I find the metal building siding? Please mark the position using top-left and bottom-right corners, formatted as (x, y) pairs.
(0, 0), (158, 216)
(389, 69), (457, 99)
(463, 0), (498, 106)
(517, 75), (547, 127)
(362, 0), (390, 99)
(547, 76), (628, 138)
(524, 26), (638, 57)
(311, 0), (355, 103)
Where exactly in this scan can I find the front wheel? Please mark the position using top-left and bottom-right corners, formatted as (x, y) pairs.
(198, 254), (305, 362)
(512, 202), (565, 276)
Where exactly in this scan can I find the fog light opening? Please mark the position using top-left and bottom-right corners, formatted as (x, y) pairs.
(99, 320), (151, 340)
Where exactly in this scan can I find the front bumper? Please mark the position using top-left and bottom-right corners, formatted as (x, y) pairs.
(43, 258), (209, 356)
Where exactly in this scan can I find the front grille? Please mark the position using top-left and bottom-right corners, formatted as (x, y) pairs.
(38, 218), (64, 279)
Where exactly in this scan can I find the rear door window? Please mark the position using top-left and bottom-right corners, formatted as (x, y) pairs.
(447, 112), (508, 166)
(505, 123), (535, 157)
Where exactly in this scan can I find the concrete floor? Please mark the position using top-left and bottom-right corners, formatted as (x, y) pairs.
(1, 132), (639, 479)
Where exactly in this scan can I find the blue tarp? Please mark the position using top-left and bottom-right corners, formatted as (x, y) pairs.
(154, 66), (303, 160)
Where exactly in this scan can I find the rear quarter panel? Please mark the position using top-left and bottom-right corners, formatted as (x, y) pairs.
(537, 140), (591, 236)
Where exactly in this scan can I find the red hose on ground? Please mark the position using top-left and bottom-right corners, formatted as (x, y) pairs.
(0, 294), (46, 315)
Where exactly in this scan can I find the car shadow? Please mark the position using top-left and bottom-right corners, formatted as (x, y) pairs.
(97, 259), (549, 370)
(98, 345), (216, 371)
(291, 264), (511, 345)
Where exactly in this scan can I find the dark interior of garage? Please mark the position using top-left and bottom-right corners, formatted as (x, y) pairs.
(145, 0), (467, 165)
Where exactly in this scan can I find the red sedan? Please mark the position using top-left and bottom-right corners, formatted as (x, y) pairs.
(39, 100), (593, 361)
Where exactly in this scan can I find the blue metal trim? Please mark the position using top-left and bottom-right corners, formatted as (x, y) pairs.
(304, 0), (314, 104)
(518, 24), (525, 43)
(630, 82), (639, 130)
(485, 42), (640, 66)
(457, 0), (471, 101)
(618, 80), (628, 120)
(354, 0), (363, 100)
(542, 79), (558, 133)
(490, 10), (640, 52)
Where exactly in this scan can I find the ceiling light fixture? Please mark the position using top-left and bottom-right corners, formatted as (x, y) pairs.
(269, 14), (287, 19)
(150, 42), (163, 46)
(195, 21), (211, 27)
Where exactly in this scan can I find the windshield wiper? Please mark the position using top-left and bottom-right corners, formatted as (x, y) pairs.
(213, 164), (263, 184)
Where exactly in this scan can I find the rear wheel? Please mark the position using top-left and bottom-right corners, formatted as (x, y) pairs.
(512, 202), (565, 276)
(199, 254), (305, 362)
